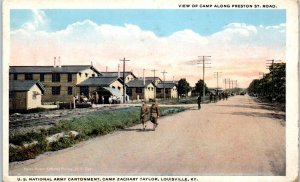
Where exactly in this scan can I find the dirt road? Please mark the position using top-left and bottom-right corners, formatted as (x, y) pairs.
(10, 95), (285, 176)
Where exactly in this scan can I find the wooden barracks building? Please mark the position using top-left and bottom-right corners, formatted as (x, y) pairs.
(9, 65), (101, 103)
(9, 63), (179, 107)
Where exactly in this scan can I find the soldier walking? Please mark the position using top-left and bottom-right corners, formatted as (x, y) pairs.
(150, 101), (160, 131)
(197, 95), (201, 110)
(140, 101), (149, 130)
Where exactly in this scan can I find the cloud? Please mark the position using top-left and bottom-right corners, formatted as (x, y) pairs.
(21, 10), (48, 31)
(10, 20), (285, 88)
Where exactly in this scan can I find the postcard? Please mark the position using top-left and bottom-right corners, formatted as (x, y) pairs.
(2, 0), (298, 181)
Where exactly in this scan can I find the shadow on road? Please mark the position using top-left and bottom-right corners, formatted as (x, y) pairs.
(215, 104), (275, 111)
(217, 111), (285, 122)
(120, 128), (154, 132)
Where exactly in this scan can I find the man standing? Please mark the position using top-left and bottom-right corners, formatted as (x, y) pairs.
(197, 94), (201, 110)
(150, 101), (160, 131)
(140, 101), (149, 130)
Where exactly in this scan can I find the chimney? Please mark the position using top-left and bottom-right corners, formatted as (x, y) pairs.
(58, 56), (61, 67)
(118, 64), (120, 77)
(53, 57), (56, 67)
(173, 76), (175, 83)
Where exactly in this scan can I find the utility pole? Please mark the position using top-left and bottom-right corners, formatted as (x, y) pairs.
(226, 78), (231, 92)
(151, 69), (158, 99)
(161, 70), (167, 100)
(120, 58), (130, 103)
(223, 79), (227, 91)
(196, 56), (211, 99)
(214, 72), (222, 95)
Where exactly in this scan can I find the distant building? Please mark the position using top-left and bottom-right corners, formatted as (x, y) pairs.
(145, 77), (162, 85)
(156, 82), (178, 99)
(9, 65), (101, 103)
(77, 76), (124, 103)
(126, 80), (155, 101)
(101, 71), (136, 83)
(9, 80), (45, 110)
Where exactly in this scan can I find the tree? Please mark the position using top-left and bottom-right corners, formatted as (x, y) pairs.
(177, 78), (191, 97)
(195, 79), (209, 95)
(248, 62), (285, 103)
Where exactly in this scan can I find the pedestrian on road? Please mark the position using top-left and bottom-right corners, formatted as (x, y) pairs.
(197, 95), (201, 110)
(95, 92), (99, 104)
(150, 101), (160, 131)
(140, 101), (149, 130)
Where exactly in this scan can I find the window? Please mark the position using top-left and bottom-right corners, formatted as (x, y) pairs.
(79, 73), (82, 77)
(52, 86), (61, 95)
(148, 87), (150, 91)
(136, 88), (143, 93)
(151, 87), (154, 91)
(126, 88), (132, 96)
(25, 73), (33, 80)
(112, 86), (115, 89)
(92, 74), (95, 77)
(9, 91), (15, 98)
(85, 73), (88, 77)
(68, 87), (73, 95)
(40, 74), (44, 82)
(117, 86), (121, 90)
(52, 73), (60, 82)
(68, 74), (72, 82)
(32, 91), (39, 100)
(156, 88), (161, 93)
(13, 74), (18, 80)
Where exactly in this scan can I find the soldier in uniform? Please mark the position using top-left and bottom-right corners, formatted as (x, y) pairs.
(197, 95), (201, 110)
(150, 101), (160, 131)
(140, 101), (149, 130)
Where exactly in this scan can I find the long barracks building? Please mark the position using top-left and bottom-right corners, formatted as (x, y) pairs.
(9, 65), (101, 103)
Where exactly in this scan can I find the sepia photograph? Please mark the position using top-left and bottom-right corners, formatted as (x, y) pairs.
(2, 0), (298, 181)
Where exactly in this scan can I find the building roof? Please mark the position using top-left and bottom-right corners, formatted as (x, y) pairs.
(9, 80), (45, 92)
(9, 65), (101, 75)
(156, 82), (177, 89)
(77, 76), (120, 87)
(164, 80), (178, 84)
(145, 77), (162, 82)
(101, 72), (137, 78)
(127, 80), (154, 88)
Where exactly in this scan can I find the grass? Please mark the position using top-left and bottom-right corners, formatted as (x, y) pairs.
(157, 96), (211, 105)
(9, 106), (186, 162)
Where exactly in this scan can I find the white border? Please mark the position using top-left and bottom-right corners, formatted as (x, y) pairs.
(2, 0), (298, 181)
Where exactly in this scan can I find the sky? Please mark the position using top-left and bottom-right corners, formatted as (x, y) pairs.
(10, 9), (286, 88)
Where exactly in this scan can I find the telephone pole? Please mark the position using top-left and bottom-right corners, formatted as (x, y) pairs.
(120, 58), (130, 103)
(161, 70), (167, 100)
(214, 72), (222, 95)
(151, 69), (158, 99)
(196, 56), (211, 98)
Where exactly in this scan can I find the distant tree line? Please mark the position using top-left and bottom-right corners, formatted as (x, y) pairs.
(247, 62), (285, 103)
(177, 78), (209, 97)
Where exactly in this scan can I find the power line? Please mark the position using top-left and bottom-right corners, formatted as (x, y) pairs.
(120, 57), (130, 103)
